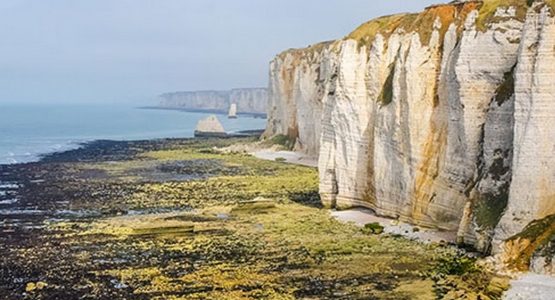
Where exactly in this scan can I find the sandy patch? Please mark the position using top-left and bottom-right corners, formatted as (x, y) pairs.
(218, 142), (318, 168)
(251, 150), (318, 168)
(331, 208), (457, 244)
(503, 273), (555, 300)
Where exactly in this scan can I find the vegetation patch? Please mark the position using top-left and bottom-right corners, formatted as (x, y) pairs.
(276, 40), (334, 61)
(362, 222), (385, 235)
(476, 0), (530, 32)
(548, 0), (555, 12)
(493, 64), (517, 106)
(346, 2), (480, 48)
(474, 190), (509, 232)
(345, 0), (555, 52)
(431, 252), (510, 299)
(346, 13), (411, 47)
(379, 62), (396, 106)
(505, 214), (555, 271)
(230, 199), (277, 215)
(435, 254), (478, 275)
(263, 134), (296, 151)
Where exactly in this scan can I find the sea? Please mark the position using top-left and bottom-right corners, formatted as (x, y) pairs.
(0, 104), (267, 165)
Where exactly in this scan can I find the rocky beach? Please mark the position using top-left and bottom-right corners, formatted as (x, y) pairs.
(1, 0), (554, 299)
(0, 137), (509, 299)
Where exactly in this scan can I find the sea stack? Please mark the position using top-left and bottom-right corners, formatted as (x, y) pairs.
(228, 103), (238, 119)
(194, 115), (227, 138)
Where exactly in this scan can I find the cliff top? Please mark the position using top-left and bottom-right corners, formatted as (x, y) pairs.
(275, 40), (335, 60)
(347, 0), (554, 45)
(275, 0), (554, 57)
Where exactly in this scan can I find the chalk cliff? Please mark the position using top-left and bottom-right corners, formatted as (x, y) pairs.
(264, 0), (555, 273)
(158, 88), (267, 116)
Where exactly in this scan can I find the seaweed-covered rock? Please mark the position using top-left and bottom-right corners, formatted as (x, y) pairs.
(362, 222), (384, 235)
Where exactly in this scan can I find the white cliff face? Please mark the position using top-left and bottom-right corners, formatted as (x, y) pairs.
(229, 89), (268, 114)
(494, 4), (555, 257)
(159, 88), (268, 115)
(265, 1), (555, 273)
(264, 42), (334, 155)
(448, 7), (524, 249)
(319, 40), (371, 209)
(319, 4), (525, 237)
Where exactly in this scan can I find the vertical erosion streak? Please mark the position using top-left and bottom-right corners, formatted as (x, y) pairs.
(281, 54), (300, 143)
(410, 15), (453, 225)
(412, 119), (447, 222)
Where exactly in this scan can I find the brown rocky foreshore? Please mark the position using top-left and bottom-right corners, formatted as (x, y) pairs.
(0, 137), (509, 299)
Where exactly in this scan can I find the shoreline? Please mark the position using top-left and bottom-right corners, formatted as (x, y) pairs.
(0, 141), (84, 166)
(0, 130), (265, 167)
(0, 105), (266, 166)
(138, 106), (268, 119)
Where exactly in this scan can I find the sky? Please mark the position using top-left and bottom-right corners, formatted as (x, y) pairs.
(0, 0), (438, 104)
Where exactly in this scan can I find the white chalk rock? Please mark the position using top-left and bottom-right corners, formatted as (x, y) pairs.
(194, 115), (226, 137)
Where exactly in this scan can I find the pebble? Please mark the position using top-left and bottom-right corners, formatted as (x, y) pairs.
(25, 281), (47, 292)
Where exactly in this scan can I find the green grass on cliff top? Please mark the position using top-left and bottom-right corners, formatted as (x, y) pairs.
(277, 0), (555, 57)
(476, 0), (530, 31)
(346, 0), (554, 47)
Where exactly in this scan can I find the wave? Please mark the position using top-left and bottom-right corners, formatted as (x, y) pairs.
(0, 141), (83, 165)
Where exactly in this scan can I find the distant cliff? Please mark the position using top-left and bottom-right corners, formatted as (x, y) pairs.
(158, 88), (267, 116)
(264, 0), (555, 274)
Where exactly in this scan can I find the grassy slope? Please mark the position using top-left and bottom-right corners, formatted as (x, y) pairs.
(346, 0), (554, 47)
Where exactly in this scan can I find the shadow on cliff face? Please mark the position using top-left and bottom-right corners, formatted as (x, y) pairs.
(288, 190), (323, 208)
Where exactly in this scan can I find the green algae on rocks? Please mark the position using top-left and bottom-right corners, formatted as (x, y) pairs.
(0, 138), (504, 299)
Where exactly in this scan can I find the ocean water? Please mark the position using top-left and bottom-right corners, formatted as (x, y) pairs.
(0, 104), (267, 164)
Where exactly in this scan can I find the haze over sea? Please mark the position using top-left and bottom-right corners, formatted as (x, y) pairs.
(0, 104), (266, 165)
